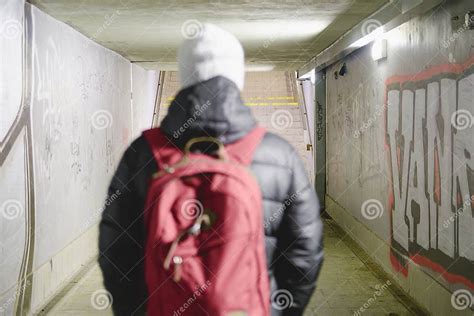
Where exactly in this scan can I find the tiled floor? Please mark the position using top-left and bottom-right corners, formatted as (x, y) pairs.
(304, 218), (419, 315)
(45, 219), (420, 315)
(45, 264), (113, 315)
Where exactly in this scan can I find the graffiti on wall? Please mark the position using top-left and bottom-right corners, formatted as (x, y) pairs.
(385, 57), (474, 289)
(0, 5), (150, 313)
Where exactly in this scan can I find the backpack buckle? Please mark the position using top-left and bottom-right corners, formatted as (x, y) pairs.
(184, 137), (228, 161)
(188, 222), (202, 235)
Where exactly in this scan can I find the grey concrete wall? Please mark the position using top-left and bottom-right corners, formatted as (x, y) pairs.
(326, 0), (473, 312)
(0, 1), (29, 314)
(314, 70), (326, 206)
(30, 4), (132, 269)
(0, 3), (157, 314)
(131, 64), (159, 139)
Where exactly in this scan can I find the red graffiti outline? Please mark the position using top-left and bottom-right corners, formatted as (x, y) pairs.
(384, 55), (474, 289)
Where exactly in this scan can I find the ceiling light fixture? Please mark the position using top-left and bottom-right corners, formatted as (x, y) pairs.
(371, 38), (387, 61)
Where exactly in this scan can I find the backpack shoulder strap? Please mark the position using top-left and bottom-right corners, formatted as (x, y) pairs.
(142, 128), (183, 168)
(143, 127), (266, 167)
(225, 127), (266, 166)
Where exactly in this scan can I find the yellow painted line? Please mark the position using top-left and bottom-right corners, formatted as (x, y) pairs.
(163, 100), (298, 107)
(267, 96), (295, 100)
(165, 96), (295, 101)
(244, 102), (298, 107)
(272, 102), (298, 106)
(166, 96), (295, 100)
(245, 102), (267, 106)
(245, 96), (295, 101)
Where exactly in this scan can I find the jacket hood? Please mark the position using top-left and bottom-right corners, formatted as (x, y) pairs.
(160, 76), (256, 147)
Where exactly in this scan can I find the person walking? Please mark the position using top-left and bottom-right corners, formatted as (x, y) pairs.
(99, 23), (323, 316)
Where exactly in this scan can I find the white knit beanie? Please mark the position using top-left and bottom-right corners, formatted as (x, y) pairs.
(178, 23), (245, 91)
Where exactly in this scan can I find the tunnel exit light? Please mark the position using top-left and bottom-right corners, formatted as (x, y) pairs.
(371, 38), (387, 61)
(349, 26), (384, 49)
(299, 70), (316, 84)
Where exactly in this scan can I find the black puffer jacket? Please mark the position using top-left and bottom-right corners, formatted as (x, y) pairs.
(99, 76), (323, 316)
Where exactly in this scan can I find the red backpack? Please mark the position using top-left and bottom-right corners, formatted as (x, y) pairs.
(142, 127), (270, 316)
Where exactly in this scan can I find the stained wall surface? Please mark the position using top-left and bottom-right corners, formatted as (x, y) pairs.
(131, 63), (159, 139)
(0, 3), (157, 314)
(0, 0), (28, 314)
(31, 4), (133, 268)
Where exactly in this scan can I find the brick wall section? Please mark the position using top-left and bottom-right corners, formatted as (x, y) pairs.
(157, 71), (309, 173)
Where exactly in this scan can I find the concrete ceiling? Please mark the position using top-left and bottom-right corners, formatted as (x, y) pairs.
(30, 0), (387, 71)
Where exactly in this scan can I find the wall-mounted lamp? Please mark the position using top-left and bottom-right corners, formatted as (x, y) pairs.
(334, 62), (347, 80)
(371, 38), (387, 61)
(298, 70), (316, 84)
(349, 26), (384, 49)
(466, 11), (474, 30)
(338, 63), (347, 76)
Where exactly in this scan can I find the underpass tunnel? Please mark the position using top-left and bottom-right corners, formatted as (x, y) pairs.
(1, 0), (473, 315)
